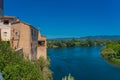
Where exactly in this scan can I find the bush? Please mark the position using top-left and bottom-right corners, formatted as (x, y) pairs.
(0, 42), (52, 80)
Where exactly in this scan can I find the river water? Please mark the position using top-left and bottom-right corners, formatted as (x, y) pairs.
(48, 46), (120, 80)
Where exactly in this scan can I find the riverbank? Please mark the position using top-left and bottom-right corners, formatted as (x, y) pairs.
(48, 39), (120, 67)
(101, 54), (120, 66)
(100, 43), (120, 66)
(47, 39), (105, 48)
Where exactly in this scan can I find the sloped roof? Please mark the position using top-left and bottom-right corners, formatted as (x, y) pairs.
(12, 21), (39, 31)
(0, 16), (16, 19)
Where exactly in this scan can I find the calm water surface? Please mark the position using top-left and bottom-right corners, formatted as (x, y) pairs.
(47, 47), (120, 80)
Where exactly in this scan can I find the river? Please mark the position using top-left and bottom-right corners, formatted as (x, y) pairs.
(47, 46), (120, 80)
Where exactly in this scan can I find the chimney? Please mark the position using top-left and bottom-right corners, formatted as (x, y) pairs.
(0, 0), (3, 16)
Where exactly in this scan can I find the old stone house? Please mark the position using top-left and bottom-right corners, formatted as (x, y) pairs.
(0, 16), (47, 60)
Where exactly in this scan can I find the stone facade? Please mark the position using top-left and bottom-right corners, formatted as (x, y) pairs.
(0, 16), (18, 41)
(0, 16), (47, 60)
(37, 32), (47, 59)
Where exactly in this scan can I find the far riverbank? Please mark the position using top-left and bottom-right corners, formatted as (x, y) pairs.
(101, 43), (120, 66)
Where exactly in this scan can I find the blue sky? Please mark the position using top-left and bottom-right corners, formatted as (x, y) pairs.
(4, 0), (120, 39)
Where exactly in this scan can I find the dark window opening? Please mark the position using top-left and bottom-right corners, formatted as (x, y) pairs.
(31, 29), (34, 36)
(38, 41), (45, 46)
(4, 20), (9, 25)
(4, 32), (7, 36)
(15, 32), (19, 36)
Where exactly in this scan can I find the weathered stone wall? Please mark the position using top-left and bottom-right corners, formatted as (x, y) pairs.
(30, 27), (38, 60)
(0, 16), (47, 60)
(37, 36), (47, 59)
(11, 22), (31, 59)
(11, 22), (39, 60)
(0, 28), (11, 41)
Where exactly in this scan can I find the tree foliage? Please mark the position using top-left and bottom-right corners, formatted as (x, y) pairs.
(0, 41), (52, 80)
(47, 39), (106, 48)
(101, 40), (120, 65)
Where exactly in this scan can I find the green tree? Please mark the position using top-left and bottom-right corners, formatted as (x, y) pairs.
(86, 38), (94, 47)
(0, 41), (52, 80)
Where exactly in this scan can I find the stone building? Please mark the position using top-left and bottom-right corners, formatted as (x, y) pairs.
(37, 33), (47, 59)
(0, 0), (46, 60)
(0, 16), (19, 41)
(0, 16), (47, 60)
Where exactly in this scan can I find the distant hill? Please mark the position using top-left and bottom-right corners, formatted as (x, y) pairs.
(48, 35), (120, 40)
(80, 36), (120, 40)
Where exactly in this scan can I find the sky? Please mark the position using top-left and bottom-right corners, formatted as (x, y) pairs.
(4, 0), (120, 39)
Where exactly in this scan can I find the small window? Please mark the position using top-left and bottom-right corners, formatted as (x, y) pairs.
(4, 32), (7, 36)
(31, 29), (34, 36)
(4, 20), (9, 25)
(38, 41), (45, 46)
(15, 32), (19, 36)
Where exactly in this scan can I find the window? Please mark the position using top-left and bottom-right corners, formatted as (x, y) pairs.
(38, 41), (45, 46)
(15, 32), (19, 36)
(34, 30), (36, 36)
(4, 20), (9, 25)
(31, 29), (34, 36)
(4, 32), (7, 36)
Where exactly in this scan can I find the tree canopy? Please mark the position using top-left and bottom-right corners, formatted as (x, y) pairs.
(0, 41), (52, 80)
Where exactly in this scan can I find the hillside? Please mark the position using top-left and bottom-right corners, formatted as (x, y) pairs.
(0, 42), (52, 80)
(48, 35), (120, 40)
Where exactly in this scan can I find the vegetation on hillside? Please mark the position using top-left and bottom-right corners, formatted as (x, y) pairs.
(101, 40), (120, 65)
(47, 38), (115, 48)
(0, 42), (52, 80)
